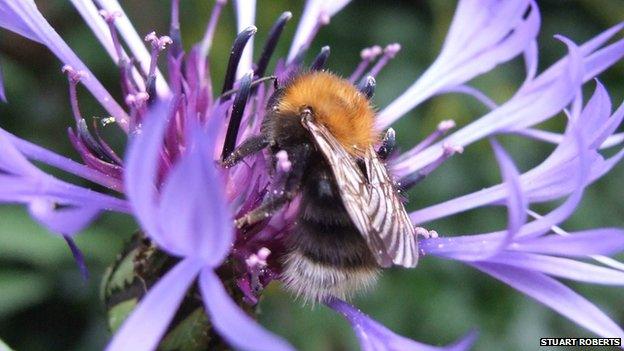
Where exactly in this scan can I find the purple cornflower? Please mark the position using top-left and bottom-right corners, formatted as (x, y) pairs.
(0, 0), (623, 350)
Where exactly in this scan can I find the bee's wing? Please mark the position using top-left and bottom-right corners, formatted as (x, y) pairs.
(302, 116), (418, 268)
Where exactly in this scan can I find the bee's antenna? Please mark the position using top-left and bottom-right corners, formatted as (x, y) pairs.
(358, 75), (376, 99)
(221, 71), (254, 161)
(221, 26), (257, 97)
(220, 76), (277, 99)
(255, 12), (292, 79)
(310, 46), (330, 71)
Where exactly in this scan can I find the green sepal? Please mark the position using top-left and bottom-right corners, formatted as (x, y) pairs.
(107, 298), (138, 332)
(159, 307), (212, 351)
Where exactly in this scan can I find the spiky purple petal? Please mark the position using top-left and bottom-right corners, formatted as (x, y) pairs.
(473, 263), (624, 339)
(106, 258), (203, 351)
(327, 298), (477, 351)
(378, 0), (539, 127)
(200, 269), (295, 351)
(0, 0), (130, 128)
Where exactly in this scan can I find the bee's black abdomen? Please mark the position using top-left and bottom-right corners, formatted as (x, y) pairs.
(293, 219), (375, 268)
(282, 156), (379, 303)
(295, 160), (377, 269)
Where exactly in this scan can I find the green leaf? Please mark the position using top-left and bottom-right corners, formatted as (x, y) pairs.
(108, 299), (138, 332)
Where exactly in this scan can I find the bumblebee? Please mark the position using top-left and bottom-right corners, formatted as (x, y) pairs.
(223, 71), (418, 303)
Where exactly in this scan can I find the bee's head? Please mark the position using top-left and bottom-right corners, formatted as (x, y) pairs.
(262, 90), (317, 149)
(264, 71), (378, 156)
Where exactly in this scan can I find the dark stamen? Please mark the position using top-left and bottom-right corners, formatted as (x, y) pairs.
(144, 33), (172, 99)
(255, 12), (292, 79)
(397, 172), (424, 193)
(221, 76), (277, 99)
(398, 143), (463, 191)
(310, 46), (330, 71)
(76, 119), (116, 164)
(169, 0), (183, 57)
(222, 71), (254, 161)
(377, 128), (395, 160)
(91, 119), (123, 165)
(145, 77), (157, 105)
(358, 75), (376, 99)
(221, 26), (257, 97)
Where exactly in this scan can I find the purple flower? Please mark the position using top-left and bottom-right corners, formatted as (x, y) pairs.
(0, 0), (623, 350)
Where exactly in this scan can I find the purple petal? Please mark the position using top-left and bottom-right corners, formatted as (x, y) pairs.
(421, 231), (510, 262)
(158, 125), (233, 265)
(423, 227), (624, 262)
(485, 252), (624, 285)
(0, 0), (129, 127)
(68, 0), (119, 62)
(516, 129), (588, 240)
(0, 59), (6, 102)
(519, 40), (539, 89)
(578, 22), (624, 56)
(591, 97), (624, 150)
(96, 0), (169, 97)
(287, 0), (352, 62)
(440, 1), (541, 89)
(583, 36), (624, 82)
(491, 140), (526, 249)
(426, 141), (528, 260)
(106, 258), (203, 351)
(394, 37), (582, 177)
(68, 0), (147, 94)
(410, 75), (599, 226)
(502, 36), (583, 132)
(512, 228), (624, 257)
(234, 0), (256, 79)
(0, 131), (40, 177)
(0, 127), (123, 191)
(378, 0), (538, 127)
(529, 24), (624, 90)
(576, 81), (611, 143)
(199, 269), (295, 351)
(0, 0), (41, 42)
(517, 82), (623, 151)
(326, 298), (477, 351)
(0, 175), (130, 214)
(473, 262), (624, 339)
(28, 200), (100, 236)
(124, 101), (171, 246)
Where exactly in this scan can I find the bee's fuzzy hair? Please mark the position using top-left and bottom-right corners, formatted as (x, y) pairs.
(281, 250), (380, 305)
(276, 71), (379, 157)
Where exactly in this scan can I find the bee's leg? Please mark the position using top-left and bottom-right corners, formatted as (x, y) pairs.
(235, 193), (293, 228)
(222, 135), (270, 168)
(235, 144), (311, 228)
(377, 128), (396, 160)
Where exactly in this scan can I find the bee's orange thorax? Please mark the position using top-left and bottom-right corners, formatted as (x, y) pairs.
(277, 71), (378, 156)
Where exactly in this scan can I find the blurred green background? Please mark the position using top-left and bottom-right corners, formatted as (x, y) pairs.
(0, 0), (623, 350)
